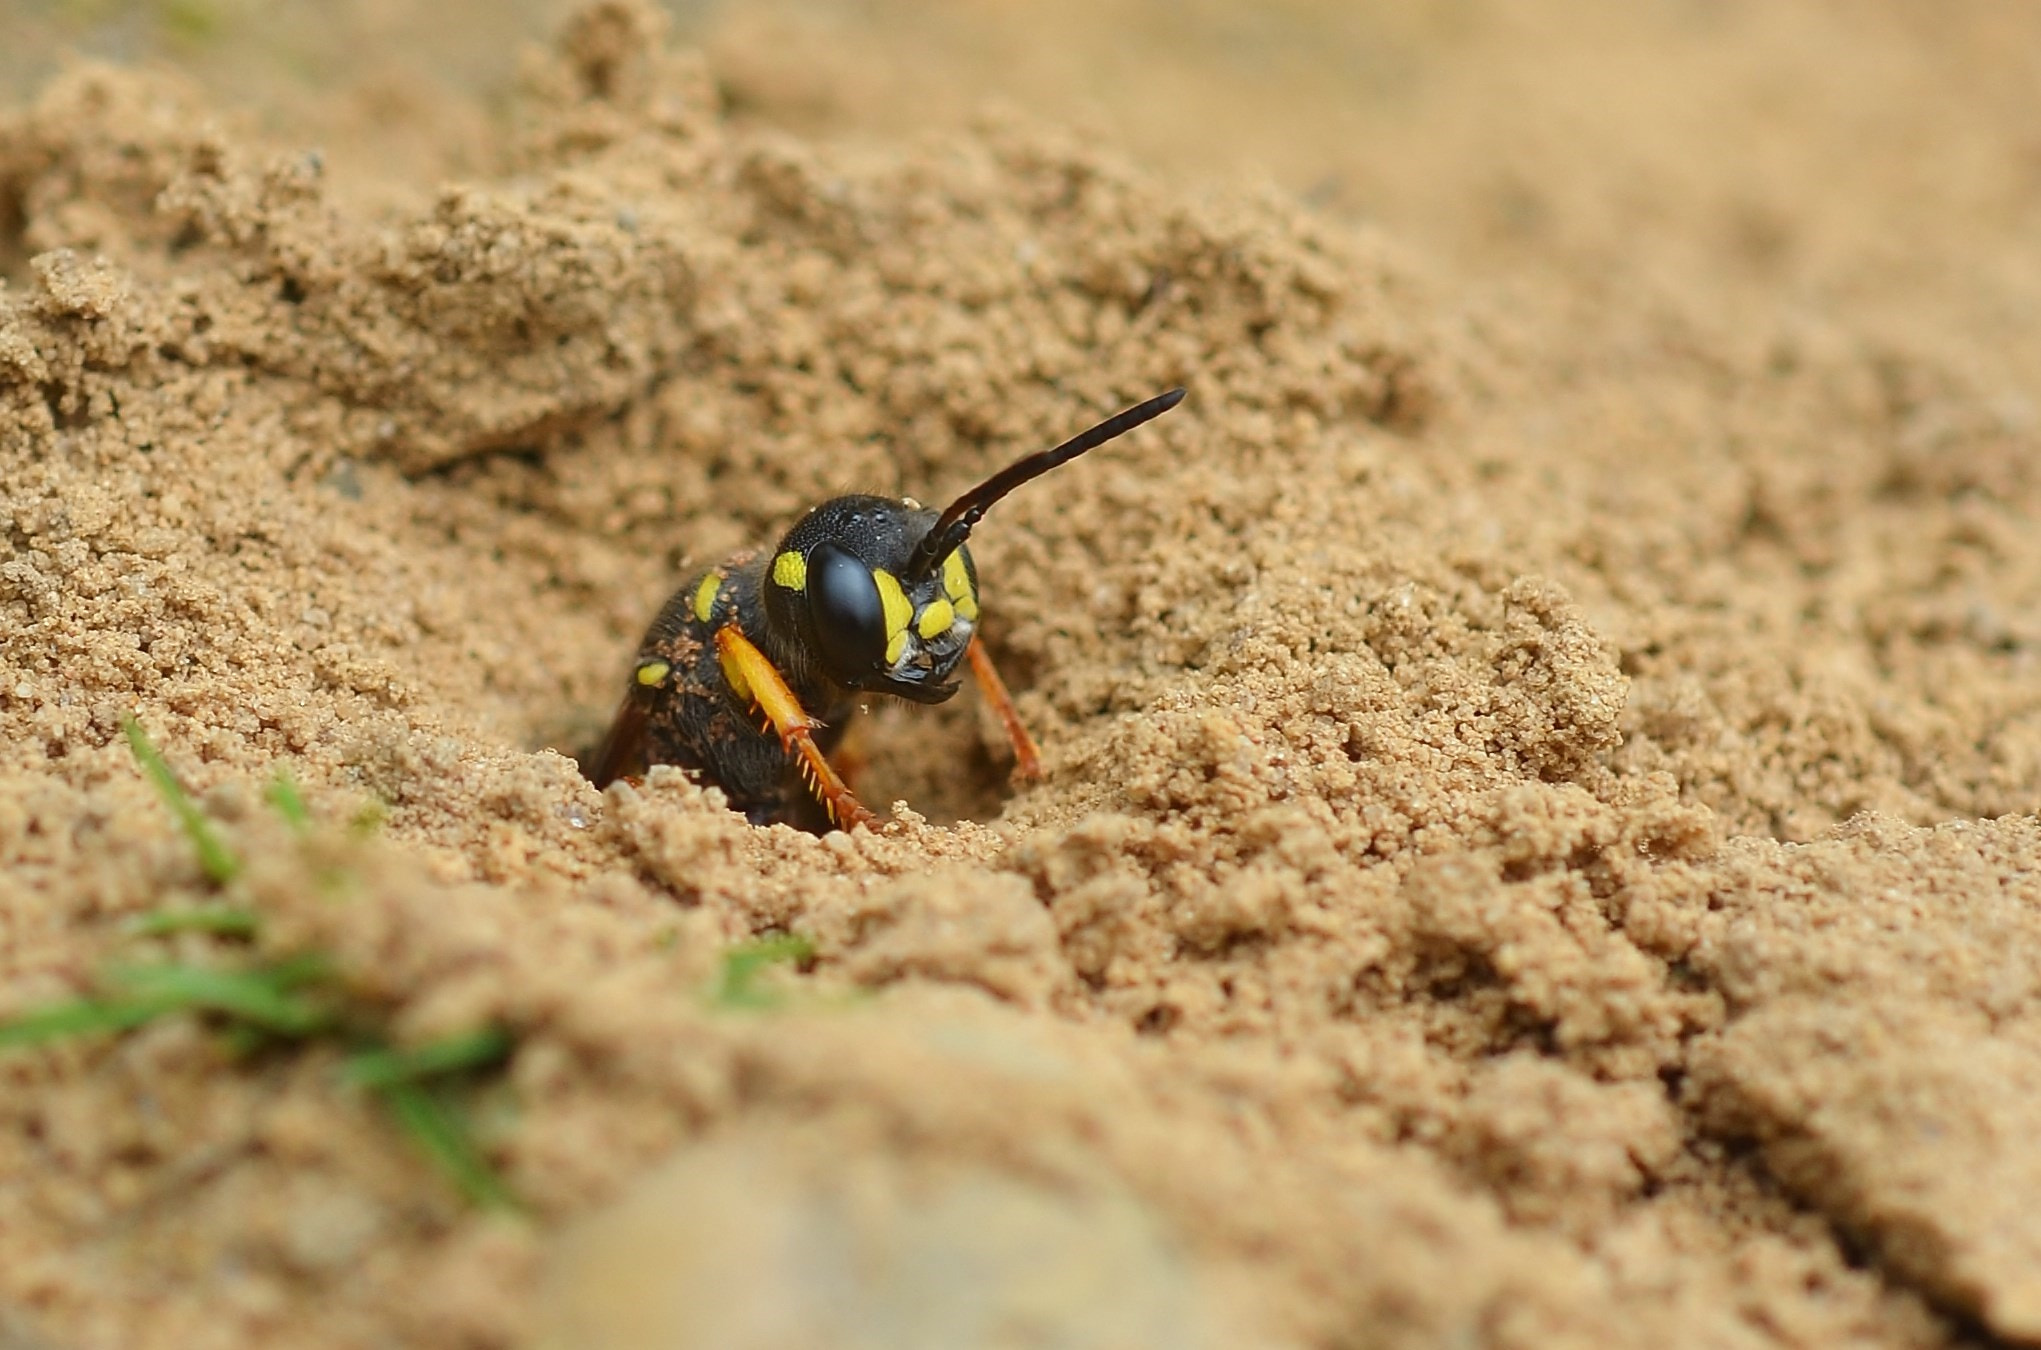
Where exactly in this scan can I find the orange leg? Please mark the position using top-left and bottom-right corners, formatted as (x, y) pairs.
(830, 726), (870, 790)
(715, 626), (881, 830)
(966, 637), (1042, 781)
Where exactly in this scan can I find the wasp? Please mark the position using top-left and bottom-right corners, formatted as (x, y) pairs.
(586, 388), (1186, 831)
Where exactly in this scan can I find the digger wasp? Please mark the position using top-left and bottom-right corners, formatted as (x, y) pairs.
(586, 388), (1186, 830)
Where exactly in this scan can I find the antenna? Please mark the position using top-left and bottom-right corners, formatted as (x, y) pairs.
(902, 387), (1187, 583)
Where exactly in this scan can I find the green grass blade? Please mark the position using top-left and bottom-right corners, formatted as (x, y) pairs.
(248, 952), (340, 990)
(340, 1027), (514, 1089)
(123, 718), (240, 885)
(713, 934), (816, 1009)
(107, 964), (334, 1038)
(216, 1022), (279, 1058)
(161, 0), (226, 44)
(376, 1080), (518, 1210)
(127, 906), (261, 939)
(265, 770), (312, 831)
(348, 799), (386, 837)
(0, 995), (178, 1048)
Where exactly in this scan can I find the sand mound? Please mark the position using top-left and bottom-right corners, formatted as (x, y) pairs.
(2, 2), (2039, 1346)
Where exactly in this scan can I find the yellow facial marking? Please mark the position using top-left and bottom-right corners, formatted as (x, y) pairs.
(916, 598), (955, 639)
(693, 571), (722, 623)
(872, 569), (912, 641)
(772, 550), (806, 592)
(941, 550), (979, 621)
(885, 630), (908, 666)
(635, 660), (671, 687)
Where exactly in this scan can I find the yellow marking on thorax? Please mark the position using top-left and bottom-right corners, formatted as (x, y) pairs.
(941, 550), (979, 621)
(885, 630), (907, 665)
(693, 571), (723, 623)
(635, 660), (671, 687)
(916, 598), (955, 639)
(772, 550), (806, 592)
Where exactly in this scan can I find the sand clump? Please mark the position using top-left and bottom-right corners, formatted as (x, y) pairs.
(1, 1), (2039, 1346)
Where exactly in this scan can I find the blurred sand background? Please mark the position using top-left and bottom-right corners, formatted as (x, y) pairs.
(2, 1), (2040, 1346)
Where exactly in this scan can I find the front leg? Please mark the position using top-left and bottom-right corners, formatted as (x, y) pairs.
(714, 625), (881, 830)
(965, 636), (1043, 781)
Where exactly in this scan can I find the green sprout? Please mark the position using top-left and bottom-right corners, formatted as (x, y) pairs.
(159, 0), (225, 45)
(0, 992), (181, 1047)
(348, 798), (387, 838)
(108, 957), (337, 1036)
(373, 1077), (518, 1211)
(340, 1025), (514, 1089)
(126, 905), (262, 939)
(0, 724), (521, 1210)
(123, 716), (240, 885)
(265, 768), (313, 832)
(0, 956), (331, 1050)
(0, 955), (518, 1209)
(712, 934), (816, 1010)
(339, 1026), (517, 1210)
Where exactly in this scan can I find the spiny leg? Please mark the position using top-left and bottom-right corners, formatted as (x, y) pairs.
(714, 625), (881, 830)
(827, 724), (871, 792)
(965, 636), (1042, 781)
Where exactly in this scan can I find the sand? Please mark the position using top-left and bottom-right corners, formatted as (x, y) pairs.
(2, 1), (2039, 1346)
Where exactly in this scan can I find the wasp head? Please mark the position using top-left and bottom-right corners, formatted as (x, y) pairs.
(761, 495), (977, 703)
(759, 387), (1186, 703)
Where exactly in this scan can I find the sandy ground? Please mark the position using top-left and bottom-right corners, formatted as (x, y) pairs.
(3, 1), (2040, 1346)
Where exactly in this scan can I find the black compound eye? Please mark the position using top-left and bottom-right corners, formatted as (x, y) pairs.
(808, 541), (886, 681)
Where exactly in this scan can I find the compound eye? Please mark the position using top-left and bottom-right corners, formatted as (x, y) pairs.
(807, 541), (886, 681)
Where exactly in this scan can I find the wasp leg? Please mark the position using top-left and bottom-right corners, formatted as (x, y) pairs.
(828, 724), (870, 791)
(585, 686), (651, 788)
(965, 637), (1042, 781)
(714, 625), (881, 830)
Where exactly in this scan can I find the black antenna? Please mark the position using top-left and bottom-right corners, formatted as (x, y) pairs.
(903, 387), (1187, 583)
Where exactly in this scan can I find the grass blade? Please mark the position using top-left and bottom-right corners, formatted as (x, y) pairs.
(106, 964), (334, 1038)
(127, 906), (261, 939)
(349, 799), (386, 837)
(123, 718), (240, 885)
(0, 995), (179, 1048)
(376, 1080), (518, 1210)
(713, 934), (815, 1009)
(266, 770), (312, 831)
(341, 1027), (514, 1089)
(247, 952), (340, 990)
